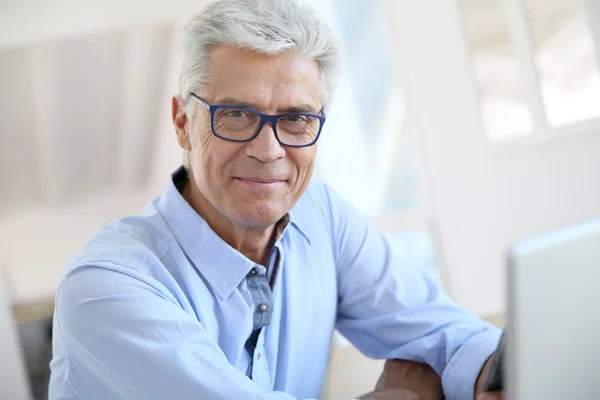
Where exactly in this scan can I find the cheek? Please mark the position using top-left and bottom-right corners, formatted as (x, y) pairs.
(193, 130), (239, 182)
(190, 129), (217, 181)
(290, 148), (317, 189)
(195, 125), (213, 149)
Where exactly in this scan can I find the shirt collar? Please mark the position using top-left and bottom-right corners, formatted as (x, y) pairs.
(157, 166), (310, 299)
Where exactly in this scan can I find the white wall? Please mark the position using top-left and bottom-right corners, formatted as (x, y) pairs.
(586, 0), (600, 69)
(0, 276), (32, 400)
(381, 0), (600, 316)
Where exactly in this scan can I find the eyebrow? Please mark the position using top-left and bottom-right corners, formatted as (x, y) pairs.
(215, 97), (320, 114)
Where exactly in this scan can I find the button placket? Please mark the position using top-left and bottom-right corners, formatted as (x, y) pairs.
(245, 267), (273, 334)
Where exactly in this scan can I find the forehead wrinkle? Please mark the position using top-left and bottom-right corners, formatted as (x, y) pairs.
(268, 84), (319, 112)
(206, 47), (322, 112)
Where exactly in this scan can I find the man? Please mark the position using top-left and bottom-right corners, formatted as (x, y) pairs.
(49, 0), (503, 399)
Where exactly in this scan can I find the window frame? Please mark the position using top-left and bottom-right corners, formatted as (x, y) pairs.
(458, 0), (600, 150)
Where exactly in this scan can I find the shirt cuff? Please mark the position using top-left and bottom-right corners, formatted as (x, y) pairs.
(441, 326), (502, 400)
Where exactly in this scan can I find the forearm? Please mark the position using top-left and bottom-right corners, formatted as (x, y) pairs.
(368, 355), (495, 400)
(359, 388), (419, 400)
(374, 359), (444, 400)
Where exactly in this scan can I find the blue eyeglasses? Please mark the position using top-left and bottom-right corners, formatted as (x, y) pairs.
(190, 93), (326, 147)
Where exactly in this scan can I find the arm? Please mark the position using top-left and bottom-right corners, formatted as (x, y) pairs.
(375, 359), (444, 400)
(323, 184), (502, 400)
(360, 389), (420, 400)
(475, 356), (503, 400)
(54, 264), (309, 400)
(367, 355), (502, 400)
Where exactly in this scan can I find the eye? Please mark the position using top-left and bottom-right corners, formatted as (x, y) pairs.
(282, 115), (308, 123)
(225, 109), (251, 119)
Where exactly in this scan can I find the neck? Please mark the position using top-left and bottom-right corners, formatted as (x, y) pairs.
(182, 181), (275, 266)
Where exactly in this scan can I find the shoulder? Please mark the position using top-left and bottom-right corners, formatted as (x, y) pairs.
(55, 202), (182, 322)
(295, 179), (367, 226)
(291, 179), (370, 251)
(294, 179), (337, 216)
(291, 179), (336, 231)
(70, 203), (172, 274)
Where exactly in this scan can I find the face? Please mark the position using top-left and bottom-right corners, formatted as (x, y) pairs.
(172, 46), (322, 230)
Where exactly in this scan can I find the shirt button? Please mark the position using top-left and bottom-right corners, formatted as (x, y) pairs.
(249, 268), (259, 276)
(258, 303), (269, 312)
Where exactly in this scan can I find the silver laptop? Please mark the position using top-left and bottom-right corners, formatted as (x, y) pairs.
(506, 217), (600, 400)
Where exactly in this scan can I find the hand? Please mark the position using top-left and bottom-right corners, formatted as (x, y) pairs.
(359, 388), (420, 400)
(475, 355), (503, 400)
(475, 392), (503, 400)
(375, 359), (443, 400)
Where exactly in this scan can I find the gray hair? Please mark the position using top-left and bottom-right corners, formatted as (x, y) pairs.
(177, 0), (341, 168)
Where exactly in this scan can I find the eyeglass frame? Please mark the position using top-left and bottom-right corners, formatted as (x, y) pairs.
(189, 92), (326, 148)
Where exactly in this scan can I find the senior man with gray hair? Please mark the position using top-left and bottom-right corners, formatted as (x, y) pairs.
(49, 0), (503, 399)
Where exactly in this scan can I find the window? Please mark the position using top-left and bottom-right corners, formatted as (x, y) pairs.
(460, 0), (534, 140)
(459, 0), (600, 141)
(525, 0), (600, 127)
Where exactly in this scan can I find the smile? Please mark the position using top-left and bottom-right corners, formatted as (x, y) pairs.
(233, 177), (286, 189)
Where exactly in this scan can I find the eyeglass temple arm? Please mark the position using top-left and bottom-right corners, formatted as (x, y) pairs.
(190, 93), (210, 110)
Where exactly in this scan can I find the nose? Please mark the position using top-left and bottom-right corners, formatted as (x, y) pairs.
(244, 122), (285, 163)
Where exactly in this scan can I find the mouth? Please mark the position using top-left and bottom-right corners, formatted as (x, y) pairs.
(233, 176), (286, 189)
(235, 176), (285, 183)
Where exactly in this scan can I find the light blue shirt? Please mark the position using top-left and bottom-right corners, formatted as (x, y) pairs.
(49, 167), (501, 400)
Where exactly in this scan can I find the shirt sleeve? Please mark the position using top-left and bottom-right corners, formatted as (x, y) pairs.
(54, 263), (315, 400)
(324, 184), (502, 400)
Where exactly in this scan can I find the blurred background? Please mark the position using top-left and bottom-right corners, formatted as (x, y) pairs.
(0, 0), (599, 398)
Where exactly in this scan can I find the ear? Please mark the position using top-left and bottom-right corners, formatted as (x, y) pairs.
(172, 95), (192, 151)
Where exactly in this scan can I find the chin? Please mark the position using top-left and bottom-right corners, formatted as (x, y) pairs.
(230, 203), (286, 228)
